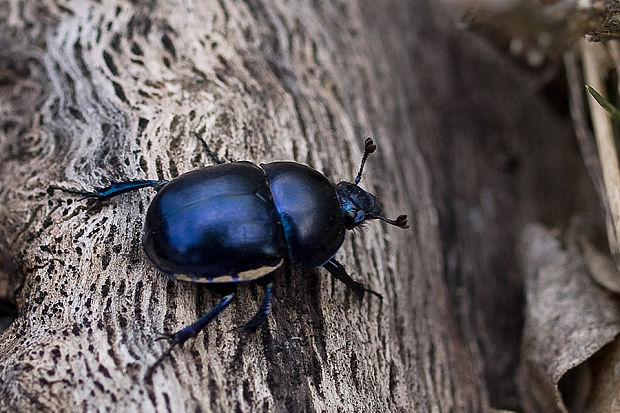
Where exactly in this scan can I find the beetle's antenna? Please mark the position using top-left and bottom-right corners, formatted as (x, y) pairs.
(354, 138), (377, 185)
(374, 214), (409, 229)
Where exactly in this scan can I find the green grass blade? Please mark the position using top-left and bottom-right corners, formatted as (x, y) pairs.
(586, 84), (620, 123)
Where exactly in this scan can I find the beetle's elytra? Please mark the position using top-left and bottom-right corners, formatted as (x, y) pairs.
(53, 136), (408, 374)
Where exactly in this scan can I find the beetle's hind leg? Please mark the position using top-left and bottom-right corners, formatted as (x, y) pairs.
(323, 259), (383, 299)
(146, 291), (235, 378)
(238, 282), (273, 333)
(50, 179), (168, 201)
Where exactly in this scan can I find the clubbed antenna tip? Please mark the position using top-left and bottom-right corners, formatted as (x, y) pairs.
(364, 137), (377, 154)
(377, 214), (409, 229)
(354, 137), (377, 185)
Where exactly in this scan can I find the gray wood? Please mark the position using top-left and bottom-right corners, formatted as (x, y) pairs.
(518, 224), (620, 413)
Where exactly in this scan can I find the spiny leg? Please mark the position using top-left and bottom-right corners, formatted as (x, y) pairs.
(238, 282), (273, 333)
(49, 179), (168, 201)
(146, 292), (235, 378)
(323, 259), (383, 299)
(230, 278), (276, 367)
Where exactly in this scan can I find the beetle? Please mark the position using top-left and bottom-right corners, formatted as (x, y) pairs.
(52, 135), (408, 373)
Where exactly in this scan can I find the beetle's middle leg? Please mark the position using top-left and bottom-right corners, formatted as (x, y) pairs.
(50, 179), (169, 201)
(238, 282), (273, 332)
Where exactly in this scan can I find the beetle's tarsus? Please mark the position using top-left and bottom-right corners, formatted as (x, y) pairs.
(146, 341), (179, 379)
(236, 314), (267, 334)
(237, 282), (273, 333)
(349, 280), (383, 300)
(48, 185), (98, 199)
(147, 331), (191, 378)
(145, 292), (235, 377)
(323, 258), (383, 300)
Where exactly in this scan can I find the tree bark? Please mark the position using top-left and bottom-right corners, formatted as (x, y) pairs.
(0, 0), (599, 412)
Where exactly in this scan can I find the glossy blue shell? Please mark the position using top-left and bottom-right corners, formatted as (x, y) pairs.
(143, 162), (286, 280)
(142, 161), (346, 282)
(263, 162), (345, 267)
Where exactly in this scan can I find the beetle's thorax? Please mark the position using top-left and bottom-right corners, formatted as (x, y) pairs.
(335, 181), (383, 230)
(262, 161), (346, 267)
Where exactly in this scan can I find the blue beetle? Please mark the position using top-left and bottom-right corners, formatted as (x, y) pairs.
(53, 135), (407, 372)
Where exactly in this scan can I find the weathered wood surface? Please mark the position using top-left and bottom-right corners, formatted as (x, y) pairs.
(518, 224), (620, 413)
(0, 0), (603, 412)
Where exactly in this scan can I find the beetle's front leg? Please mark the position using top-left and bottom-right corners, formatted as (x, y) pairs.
(323, 259), (383, 299)
(49, 179), (168, 201)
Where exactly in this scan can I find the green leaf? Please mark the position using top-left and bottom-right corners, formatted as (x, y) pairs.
(586, 84), (620, 123)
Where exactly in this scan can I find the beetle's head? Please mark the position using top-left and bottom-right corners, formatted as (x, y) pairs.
(336, 138), (409, 231)
(336, 181), (382, 229)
